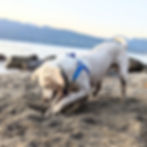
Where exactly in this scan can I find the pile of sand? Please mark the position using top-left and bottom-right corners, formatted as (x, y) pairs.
(0, 72), (147, 147)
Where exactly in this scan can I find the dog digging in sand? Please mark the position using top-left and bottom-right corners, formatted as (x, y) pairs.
(32, 37), (128, 114)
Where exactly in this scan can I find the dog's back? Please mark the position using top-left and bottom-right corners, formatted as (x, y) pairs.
(80, 38), (128, 84)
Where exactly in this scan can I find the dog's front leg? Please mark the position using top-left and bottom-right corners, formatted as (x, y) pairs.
(51, 84), (90, 114)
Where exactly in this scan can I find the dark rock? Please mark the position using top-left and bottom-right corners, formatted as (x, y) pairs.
(82, 117), (97, 125)
(44, 55), (57, 61)
(27, 102), (47, 114)
(6, 54), (40, 70)
(129, 58), (146, 72)
(6, 121), (26, 136)
(71, 132), (83, 140)
(136, 115), (145, 122)
(28, 114), (45, 123)
(49, 120), (61, 127)
(29, 55), (38, 61)
(0, 54), (6, 61)
(28, 141), (39, 147)
(6, 54), (58, 71)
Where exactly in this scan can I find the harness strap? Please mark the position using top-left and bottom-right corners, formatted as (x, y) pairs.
(72, 60), (90, 81)
(60, 69), (70, 95)
(67, 52), (90, 82)
(59, 53), (90, 95)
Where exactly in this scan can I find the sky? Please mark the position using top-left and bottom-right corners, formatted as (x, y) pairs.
(0, 0), (147, 38)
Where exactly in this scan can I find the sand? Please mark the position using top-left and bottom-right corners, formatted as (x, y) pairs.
(0, 72), (147, 147)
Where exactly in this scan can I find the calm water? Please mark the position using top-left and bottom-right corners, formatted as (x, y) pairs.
(0, 40), (87, 58)
(0, 40), (88, 73)
(0, 39), (147, 73)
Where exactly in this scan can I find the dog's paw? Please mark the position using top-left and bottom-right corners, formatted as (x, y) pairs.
(51, 103), (63, 114)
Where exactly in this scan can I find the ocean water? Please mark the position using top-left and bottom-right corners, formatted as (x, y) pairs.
(0, 39), (147, 73)
(0, 40), (87, 58)
(0, 40), (88, 73)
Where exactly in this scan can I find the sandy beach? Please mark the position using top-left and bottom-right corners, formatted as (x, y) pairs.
(0, 72), (147, 147)
(0, 0), (147, 146)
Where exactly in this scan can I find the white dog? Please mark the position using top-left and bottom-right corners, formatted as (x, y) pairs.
(32, 37), (128, 113)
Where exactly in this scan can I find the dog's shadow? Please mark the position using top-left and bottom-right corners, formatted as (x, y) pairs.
(26, 95), (147, 146)
(26, 95), (141, 116)
(75, 97), (142, 115)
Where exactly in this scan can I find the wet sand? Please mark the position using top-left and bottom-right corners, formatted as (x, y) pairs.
(0, 72), (147, 147)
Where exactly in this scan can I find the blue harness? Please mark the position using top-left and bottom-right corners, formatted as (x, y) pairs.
(67, 53), (90, 81)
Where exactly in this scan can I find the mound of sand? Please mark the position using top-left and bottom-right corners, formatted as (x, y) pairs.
(0, 72), (147, 147)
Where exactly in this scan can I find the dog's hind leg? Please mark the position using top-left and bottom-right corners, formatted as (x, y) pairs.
(120, 77), (127, 99)
(92, 82), (102, 97)
(119, 72), (128, 99)
(118, 56), (128, 99)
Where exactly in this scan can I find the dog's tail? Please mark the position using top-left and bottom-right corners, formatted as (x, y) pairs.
(114, 36), (128, 49)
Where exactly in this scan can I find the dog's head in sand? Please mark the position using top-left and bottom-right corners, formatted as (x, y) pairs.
(32, 62), (65, 102)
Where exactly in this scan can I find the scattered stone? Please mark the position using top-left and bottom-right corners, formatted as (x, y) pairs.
(129, 58), (146, 72)
(0, 54), (6, 61)
(6, 54), (40, 70)
(82, 117), (97, 125)
(71, 132), (83, 140)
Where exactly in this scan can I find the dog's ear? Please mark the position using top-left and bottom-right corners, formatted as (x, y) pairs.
(52, 69), (65, 88)
(44, 65), (65, 88)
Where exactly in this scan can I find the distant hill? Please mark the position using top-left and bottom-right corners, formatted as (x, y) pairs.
(0, 19), (104, 48)
(128, 39), (147, 53)
(0, 19), (147, 53)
